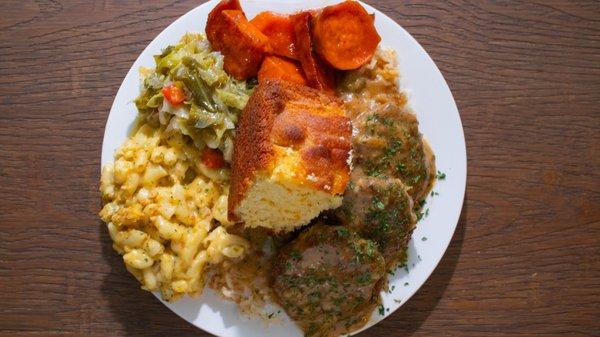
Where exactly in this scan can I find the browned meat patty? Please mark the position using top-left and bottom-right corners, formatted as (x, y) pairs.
(352, 103), (435, 204)
(338, 174), (417, 267)
(272, 223), (385, 337)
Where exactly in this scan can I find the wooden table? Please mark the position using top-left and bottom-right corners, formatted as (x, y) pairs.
(1, 1), (599, 336)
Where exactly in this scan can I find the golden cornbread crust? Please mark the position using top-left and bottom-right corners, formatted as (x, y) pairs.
(228, 80), (351, 221)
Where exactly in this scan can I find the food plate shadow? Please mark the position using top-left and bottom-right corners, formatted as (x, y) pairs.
(358, 200), (467, 337)
(99, 221), (200, 336)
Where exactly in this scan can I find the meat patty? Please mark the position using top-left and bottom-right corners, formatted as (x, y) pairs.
(352, 103), (435, 204)
(272, 223), (385, 336)
(338, 174), (417, 267)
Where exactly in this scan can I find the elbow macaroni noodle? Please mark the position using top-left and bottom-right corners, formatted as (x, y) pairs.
(100, 123), (249, 301)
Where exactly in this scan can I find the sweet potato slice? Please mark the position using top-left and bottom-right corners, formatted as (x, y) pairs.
(208, 9), (271, 80)
(293, 12), (336, 94)
(250, 11), (298, 60)
(313, 0), (381, 70)
(258, 55), (307, 85)
(206, 0), (242, 51)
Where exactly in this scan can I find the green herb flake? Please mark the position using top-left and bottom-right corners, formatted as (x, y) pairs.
(396, 162), (407, 174)
(363, 240), (378, 257)
(290, 250), (301, 260)
(356, 272), (372, 285)
(436, 170), (446, 180)
(411, 174), (421, 184)
(336, 227), (350, 238)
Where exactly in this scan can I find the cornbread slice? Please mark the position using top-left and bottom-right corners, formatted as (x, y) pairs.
(228, 80), (352, 231)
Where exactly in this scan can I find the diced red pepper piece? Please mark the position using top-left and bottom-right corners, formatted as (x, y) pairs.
(162, 84), (185, 105)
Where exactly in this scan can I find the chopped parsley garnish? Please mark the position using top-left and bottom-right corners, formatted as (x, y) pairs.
(365, 136), (404, 178)
(363, 240), (378, 257)
(436, 170), (446, 180)
(378, 304), (385, 316)
(411, 174), (421, 184)
(388, 138), (403, 154)
(421, 237), (428, 241)
(396, 162), (407, 174)
(366, 113), (394, 127)
(290, 250), (301, 260)
(352, 239), (378, 263)
(374, 198), (385, 210)
(336, 227), (350, 238)
(356, 272), (372, 285)
(366, 167), (382, 177)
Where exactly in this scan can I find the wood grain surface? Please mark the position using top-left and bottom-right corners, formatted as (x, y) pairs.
(1, 0), (599, 336)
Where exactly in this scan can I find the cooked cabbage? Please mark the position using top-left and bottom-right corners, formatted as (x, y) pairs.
(134, 33), (254, 161)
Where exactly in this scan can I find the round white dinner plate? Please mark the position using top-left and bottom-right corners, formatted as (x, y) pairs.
(101, 0), (467, 336)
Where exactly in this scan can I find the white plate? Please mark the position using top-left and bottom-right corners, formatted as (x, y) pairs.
(101, 0), (467, 336)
